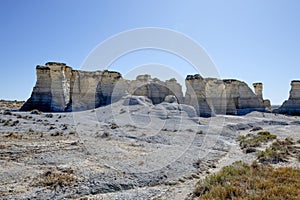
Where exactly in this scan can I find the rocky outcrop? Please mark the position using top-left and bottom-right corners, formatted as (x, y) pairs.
(185, 75), (266, 117)
(275, 80), (300, 115)
(127, 75), (184, 104)
(21, 63), (122, 112)
(253, 83), (271, 110)
(21, 63), (184, 112)
(22, 62), (268, 116)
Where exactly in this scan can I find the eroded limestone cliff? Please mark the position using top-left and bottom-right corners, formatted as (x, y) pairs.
(21, 62), (267, 116)
(21, 63), (184, 112)
(276, 80), (300, 115)
(184, 75), (265, 116)
(21, 63), (122, 112)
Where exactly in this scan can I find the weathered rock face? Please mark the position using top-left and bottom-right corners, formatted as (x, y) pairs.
(185, 75), (266, 116)
(21, 63), (71, 112)
(21, 63), (122, 112)
(253, 82), (271, 110)
(22, 63), (268, 116)
(253, 83), (263, 99)
(21, 63), (183, 112)
(127, 75), (184, 105)
(276, 80), (300, 115)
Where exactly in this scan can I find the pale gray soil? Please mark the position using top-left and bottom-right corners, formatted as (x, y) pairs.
(0, 97), (299, 199)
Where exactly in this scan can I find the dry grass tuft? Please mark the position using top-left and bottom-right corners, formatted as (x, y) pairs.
(194, 161), (300, 199)
(35, 170), (77, 189)
(237, 131), (277, 151)
(257, 138), (300, 164)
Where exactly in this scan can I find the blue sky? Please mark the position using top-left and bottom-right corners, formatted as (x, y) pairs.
(0, 0), (299, 104)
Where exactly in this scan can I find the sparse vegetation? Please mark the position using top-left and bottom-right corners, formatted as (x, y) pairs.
(196, 130), (204, 135)
(28, 128), (34, 133)
(51, 131), (63, 136)
(3, 110), (12, 115)
(237, 131), (277, 151)
(194, 161), (300, 199)
(35, 170), (77, 189)
(30, 109), (42, 115)
(186, 129), (194, 132)
(119, 108), (126, 114)
(5, 132), (22, 139)
(10, 120), (19, 126)
(110, 123), (119, 129)
(69, 130), (76, 135)
(257, 138), (300, 164)
(101, 131), (110, 138)
(250, 126), (263, 132)
(62, 124), (68, 130)
(3, 120), (10, 126)
(45, 113), (53, 118)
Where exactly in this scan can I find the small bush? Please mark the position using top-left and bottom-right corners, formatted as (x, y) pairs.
(257, 148), (285, 164)
(3, 120), (10, 126)
(45, 114), (53, 118)
(101, 131), (110, 138)
(196, 130), (204, 135)
(119, 109), (126, 114)
(37, 170), (77, 188)
(28, 128), (34, 133)
(3, 110), (12, 115)
(10, 120), (19, 126)
(51, 131), (63, 136)
(16, 114), (22, 118)
(69, 131), (76, 135)
(250, 127), (263, 132)
(62, 124), (68, 130)
(110, 123), (119, 129)
(30, 109), (42, 115)
(257, 138), (300, 164)
(257, 131), (272, 136)
(238, 131), (277, 150)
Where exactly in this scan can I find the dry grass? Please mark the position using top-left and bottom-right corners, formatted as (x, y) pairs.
(237, 131), (277, 151)
(257, 138), (300, 164)
(34, 169), (77, 189)
(194, 161), (300, 199)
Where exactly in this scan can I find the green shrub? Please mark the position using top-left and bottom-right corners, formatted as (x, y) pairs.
(238, 131), (277, 150)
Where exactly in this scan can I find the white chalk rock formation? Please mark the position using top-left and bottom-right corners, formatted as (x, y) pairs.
(253, 82), (271, 110)
(22, 62), (269, 116)
(21, 62), (123, 112)
(276, 80), (300, 115)
(127, 75), (184, 104)
(185, 75), (266, 116)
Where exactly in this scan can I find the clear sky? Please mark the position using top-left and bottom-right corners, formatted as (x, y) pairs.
(0, 0), (299, 105)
